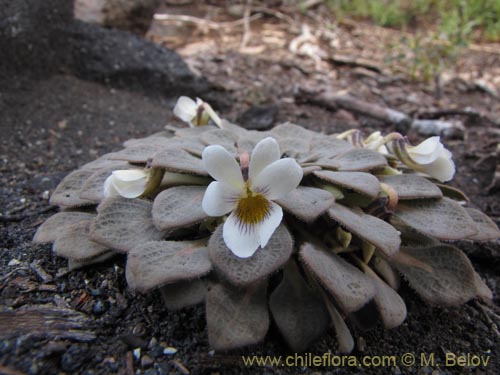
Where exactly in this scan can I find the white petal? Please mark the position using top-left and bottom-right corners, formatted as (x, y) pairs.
(251, 158), (303, 200)
(202, 145), (244, 189)
(104, 175), (119, 198)
(173, 96), (197, 123)
(223, 211), (261, 258)
(248, 137), (281, 182)
(112, 169), (148, 182)
(257, 202), (283, 248)
(112, 177), (148, 198)
(419, 155), (456, 182)
(408, 137), (443, 164)
(202, 181), (239, 217)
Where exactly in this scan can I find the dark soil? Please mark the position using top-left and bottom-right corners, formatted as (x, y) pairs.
(1, 2), (500, 375)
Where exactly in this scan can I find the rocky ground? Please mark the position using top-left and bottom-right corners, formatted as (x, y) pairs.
(1, 1), (500, 375)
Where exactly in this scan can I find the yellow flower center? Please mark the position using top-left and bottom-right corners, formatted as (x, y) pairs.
(234, 187), (270, 225)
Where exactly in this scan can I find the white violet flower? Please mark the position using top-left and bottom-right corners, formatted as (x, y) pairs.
(363, 131), (389, 154)
(104, 169), (150, 198)
(403, 136), (455, 182)
(173, 96), (221, 127)
(201, 137), (303, 258)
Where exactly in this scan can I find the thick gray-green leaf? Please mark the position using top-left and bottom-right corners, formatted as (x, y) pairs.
(465, 207), (500, 241)
(200, 129), (238, 154)
(236, 131), (272, 154)
(391, 245), (477, 306)
(269, 262), (330, 352)
(208, 224), (293, 287)
(108, 145), (161, 163)
(206, 281), (269, 351)
(123, 134), (173, 148)
(53, 221), (109, 261)
(126, 240), (211, 292)
(79, 162), (131, 203)
(160, 279), (208, 310)
(152, 148), (208, 176)
(152, 186), (208, 231)
(328, 203), (401, 257)
(331, 149), (388, 171)
(90, 197), (165, 252)
(275, 186), (334, 223)
(218, 120), (248, 137)
(68, 251), (116, 271)
(377, 174), (443, 200)
(436, 183), (469, 202)
(80, 156), (128, 171)
(300, 243), (376, 313)
(367, 271), (407, 329)
(371, 256), (400, 290)
(309, 137), (354, 159)
(172, 124), (218, 137)
(33, 211), (96, 243)
(278, 137), (310, 158)
(324, 300), (354, 354)
(393, 197), (478, 240)
(473, 272), (492, 301)
(314, 171), (380, 199)
(50, 169), (95, 207)
(271, 122), (317, 141)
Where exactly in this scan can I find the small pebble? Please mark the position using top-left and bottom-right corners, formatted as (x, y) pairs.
(357, 336), (366, 352)
(133, 348), (141, 360)
(93, 300), (106, 315)
(163, 347), (177, 355)
(141, 355), (154, 368)
(148, 337), (158, 348)
(8, 259), (21, 266)
(133, 323), (146, 337)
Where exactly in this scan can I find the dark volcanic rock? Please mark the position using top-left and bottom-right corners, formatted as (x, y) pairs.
(237, 105), (279, 130)
(75, 0), (161, 35)
(0, 0), (73, 77)
(0, 0), (209, 96)
(67, 21), (209, 96)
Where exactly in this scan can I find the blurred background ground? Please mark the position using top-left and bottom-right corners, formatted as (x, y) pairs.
(1, 1), (500, 374)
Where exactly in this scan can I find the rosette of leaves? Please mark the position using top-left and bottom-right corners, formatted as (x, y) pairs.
(34, 121), (500, 353)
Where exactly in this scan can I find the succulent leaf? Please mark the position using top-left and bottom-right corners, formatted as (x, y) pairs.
(269, 261), (330, 352)
(90, 197), (165, 252)
(208, 224), (293, 286)
(331, 148), (388, 171)
(393, 197), (478, 240)
(275, 186), (335, 223)
(391, 245), (478, 306)
(126, 240), (211, 292)
(365, 268), (407, 329)
(300, 243), (376, 313)
(464, 207), (500, 241)
(53, 220), (109, 261)
(152, 148), (208, 176)
(108, 144), (161, 163)
(152, 186), (208, 231)
(160, 278), (208, 310)
(33, 211), (96, 243)
(314, 170), (381, 199)
(377, 174), (443, 200)
(328, 203), (401, 257)
(206, 281), (269, 351)
(50, 169), (96, 207)
(322, 296), (355, 354)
